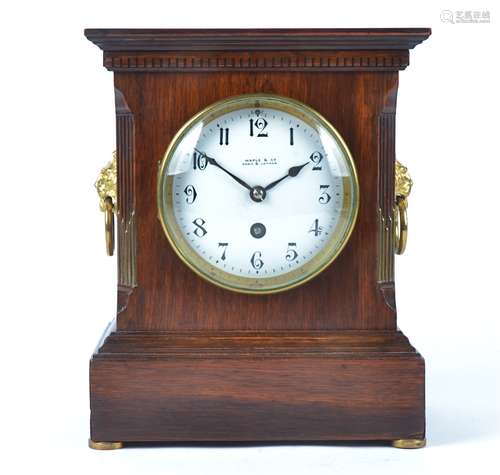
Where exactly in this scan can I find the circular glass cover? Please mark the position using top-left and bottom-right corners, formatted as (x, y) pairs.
(158, 94), (359, 294)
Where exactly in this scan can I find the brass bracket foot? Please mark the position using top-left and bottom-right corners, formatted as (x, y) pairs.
(392, 438), (426, 449)
(89, 439), (124, 450)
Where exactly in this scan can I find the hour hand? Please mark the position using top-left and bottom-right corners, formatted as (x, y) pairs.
(264, 162), (309, 191)
(195, 148), (252, 191)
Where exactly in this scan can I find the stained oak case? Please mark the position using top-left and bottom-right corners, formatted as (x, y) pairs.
(86, 29), (431, 447)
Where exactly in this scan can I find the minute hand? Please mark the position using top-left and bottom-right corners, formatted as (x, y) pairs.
(264, 162), (310, 192)
(195, 149), (252, 191)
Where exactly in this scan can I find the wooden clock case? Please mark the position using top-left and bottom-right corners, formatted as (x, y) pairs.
(85, 28), (431, 448)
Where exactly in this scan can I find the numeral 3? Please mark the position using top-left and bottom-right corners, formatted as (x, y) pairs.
(319, 185), (331, 204)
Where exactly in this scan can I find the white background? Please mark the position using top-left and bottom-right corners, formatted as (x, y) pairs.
(1, 1), (499, 474)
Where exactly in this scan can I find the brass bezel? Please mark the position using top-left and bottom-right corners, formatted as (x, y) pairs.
(157, 94), (359, 295)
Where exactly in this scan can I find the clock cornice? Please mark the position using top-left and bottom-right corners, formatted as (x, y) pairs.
(85, 28), (431, 52)
(85, 29), (430, 73)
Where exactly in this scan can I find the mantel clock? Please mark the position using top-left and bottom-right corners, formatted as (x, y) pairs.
(86, 28), (430, 450)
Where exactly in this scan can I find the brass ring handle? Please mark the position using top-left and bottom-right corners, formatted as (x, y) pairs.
(394, 161), (412, 255)
(394, 198), (408, 255)
(104, 197), (115, 256)
(95, 152), (117, 256)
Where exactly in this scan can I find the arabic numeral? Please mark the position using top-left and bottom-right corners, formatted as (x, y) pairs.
(193, 151), (208, 170)
(183, 185), (197, 204)
(319, 185), (331, 204)
(218, 242), (228, 261)
(308, 219), (323, 236)
(218, 126), (229, 145)
(192, 218), (207, 237)
(250, 251), (264, 270)
(285, 243), (298, 261)
(249, 118), (268, 137)
(310, 151), (323, 171)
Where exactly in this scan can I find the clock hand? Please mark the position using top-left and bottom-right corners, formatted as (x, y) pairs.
(263, 162), (310, 192)
(194, 148), (252, 191)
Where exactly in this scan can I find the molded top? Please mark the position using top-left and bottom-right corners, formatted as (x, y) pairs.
(85, 28), (431, 52)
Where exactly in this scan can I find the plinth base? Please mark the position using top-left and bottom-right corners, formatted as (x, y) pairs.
(89, 326), (425, 446)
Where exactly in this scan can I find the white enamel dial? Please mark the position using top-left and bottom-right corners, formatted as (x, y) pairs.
(158, 95), (358, 294)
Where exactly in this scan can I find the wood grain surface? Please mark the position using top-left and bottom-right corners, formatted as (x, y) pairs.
(111, 70), (399, 332)
(90, 329), (425, 442)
